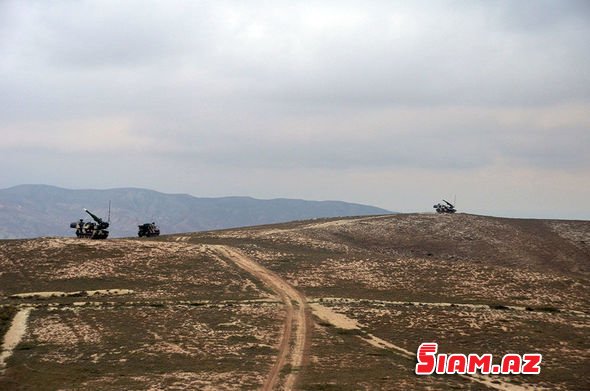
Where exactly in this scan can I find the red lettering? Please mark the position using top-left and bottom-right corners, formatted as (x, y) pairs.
(416, 343), (541, 376)
(467, 354), (493, 374)
(501, 354), (522, 374)
(415, 343), (437, 375)
(521, 354), (542, 374)
(436, 353), (447, 374)
(447, 354), (467, 374)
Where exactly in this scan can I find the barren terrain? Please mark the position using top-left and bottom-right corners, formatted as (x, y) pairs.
(1, 213), (588, 390)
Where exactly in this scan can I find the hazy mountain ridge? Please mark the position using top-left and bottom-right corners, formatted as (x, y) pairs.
(0, 185), (391, 239)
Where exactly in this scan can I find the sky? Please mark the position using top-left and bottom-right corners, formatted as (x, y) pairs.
(1, 0), (589, 219)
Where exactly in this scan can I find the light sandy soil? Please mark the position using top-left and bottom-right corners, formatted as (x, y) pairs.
(209, 245), (308, 391)
(309, 303), (359, 330)
(0, 308), (31, 372)
(9, 289), (134, 299)
(310, 297), (589, 318)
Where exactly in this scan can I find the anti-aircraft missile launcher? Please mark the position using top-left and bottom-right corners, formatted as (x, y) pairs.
(433, 199), (457, 214)
(70, 208), (110, 239)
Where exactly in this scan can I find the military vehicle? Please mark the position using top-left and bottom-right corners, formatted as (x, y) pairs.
(138, 222), (160, 237)
(70, 208), (110, 239)
(433, 199), (456, 214)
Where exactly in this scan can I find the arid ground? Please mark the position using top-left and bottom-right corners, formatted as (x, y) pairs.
(1, 213), (588, 390)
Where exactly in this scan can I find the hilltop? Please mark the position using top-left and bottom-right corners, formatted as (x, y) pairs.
(0, 213), (588, 390)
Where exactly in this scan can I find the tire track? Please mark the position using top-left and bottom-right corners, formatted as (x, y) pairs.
(310, 303), (540, 391)
(0, 307), (32, 374)
(209, 245), (307, 391)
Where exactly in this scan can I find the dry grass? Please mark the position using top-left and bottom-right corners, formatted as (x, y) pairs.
(1, 213), (588, 389)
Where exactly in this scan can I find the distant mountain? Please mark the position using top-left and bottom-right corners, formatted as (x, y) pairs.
(0, 185), (392, 239)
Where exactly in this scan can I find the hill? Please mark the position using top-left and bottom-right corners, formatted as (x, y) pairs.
(0, 184), (391, 239)
(0, 214), (588, 390)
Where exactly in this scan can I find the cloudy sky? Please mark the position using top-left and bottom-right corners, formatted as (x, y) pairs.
(1, 0), (589, 219)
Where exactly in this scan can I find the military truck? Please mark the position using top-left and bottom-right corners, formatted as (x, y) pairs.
(138, 222), (160, 237)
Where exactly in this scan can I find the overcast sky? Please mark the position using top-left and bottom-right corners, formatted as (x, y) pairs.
(1, 0), (589, 219)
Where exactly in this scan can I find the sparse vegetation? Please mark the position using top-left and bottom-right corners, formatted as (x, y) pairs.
(489, 304), (510, 310)
(0, 306), (17, 341)
(526, 306), (561, 313)
(0, 214), (588, 390)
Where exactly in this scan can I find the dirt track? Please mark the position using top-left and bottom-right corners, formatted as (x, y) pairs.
(210, 245), (308, 391)
(207, 244), (540, 391)
(0, 308), (31, 374)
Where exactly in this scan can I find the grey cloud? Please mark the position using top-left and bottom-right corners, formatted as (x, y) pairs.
(486, 0), (590, 32)
(2, 2), (210, 68)
(3, 1), (589, 115)
(1, 0), (589, 218)
(180, 128), (587, 172)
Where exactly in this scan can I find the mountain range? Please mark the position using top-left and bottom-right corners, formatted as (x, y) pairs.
(0, 184), (391, 239)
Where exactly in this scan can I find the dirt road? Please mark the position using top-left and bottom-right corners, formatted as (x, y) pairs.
(0, 308), (31, 374)
(209, 245), (308, 391)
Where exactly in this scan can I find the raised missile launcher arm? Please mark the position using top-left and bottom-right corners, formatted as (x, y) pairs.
(434, 199), (457, 214)
(84, 208), (109, 229)
(70, 208), (109, 239)
(84, 208), (102, 223)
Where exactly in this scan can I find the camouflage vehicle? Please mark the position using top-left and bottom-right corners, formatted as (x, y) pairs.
(70, 208), (110, 239)
(138, 222), (160, 237)
(433, 200), (457, 214)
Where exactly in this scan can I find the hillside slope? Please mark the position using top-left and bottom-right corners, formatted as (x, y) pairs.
(0, 213), (588, 390)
